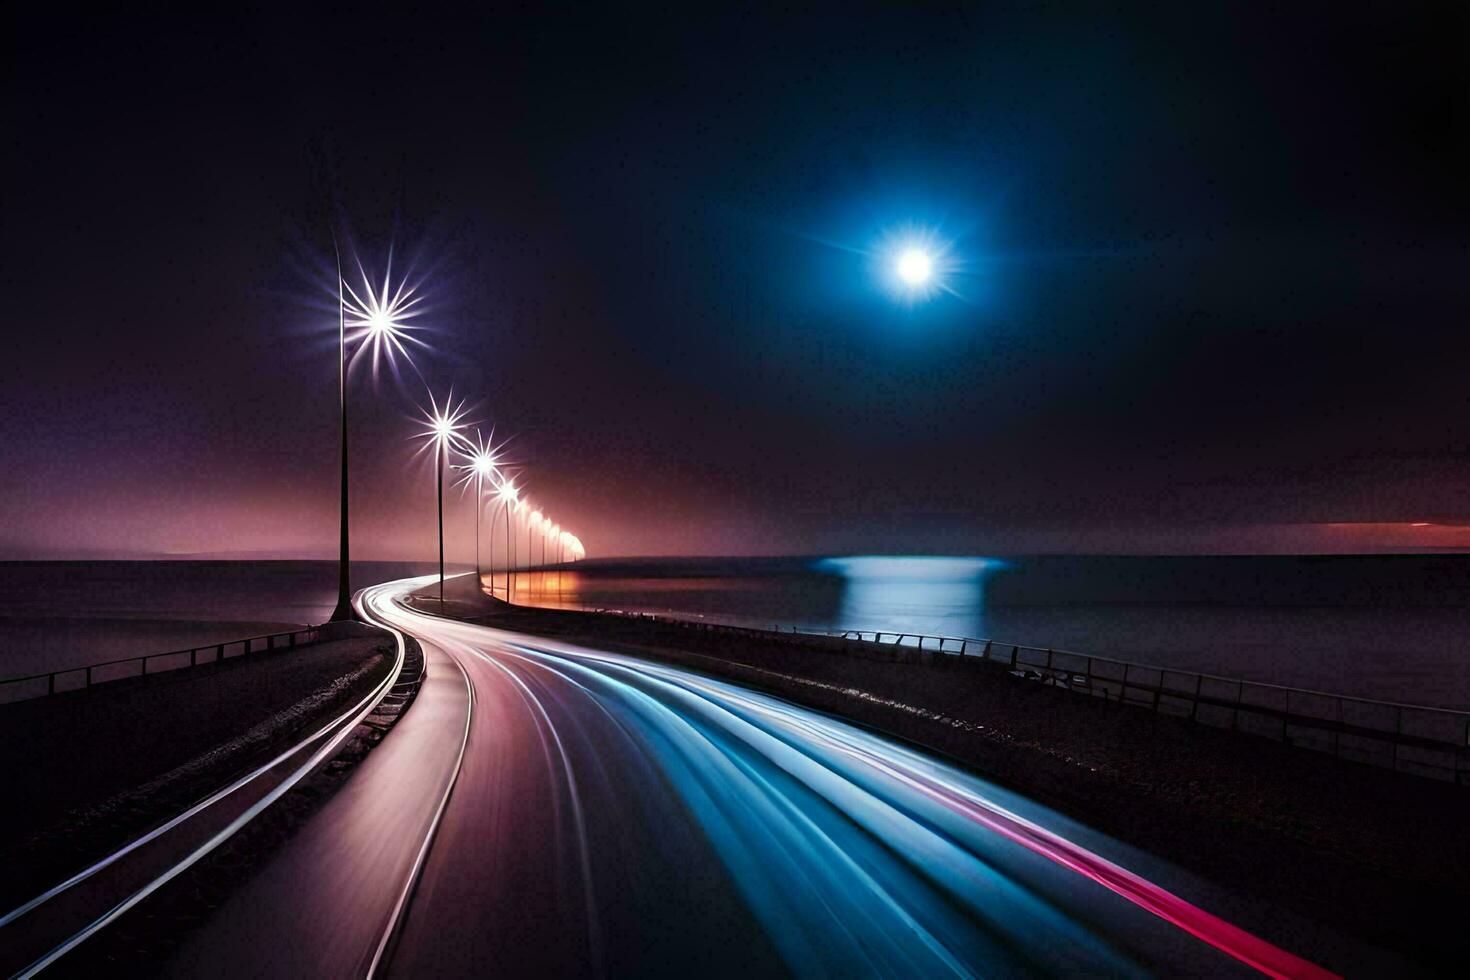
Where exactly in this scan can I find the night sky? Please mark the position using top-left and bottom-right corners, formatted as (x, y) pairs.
(4, 6), (1467, 559)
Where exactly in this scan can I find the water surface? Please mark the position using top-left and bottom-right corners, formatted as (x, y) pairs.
(0, 561), (433, 678)
(506, 554), (1470, 708)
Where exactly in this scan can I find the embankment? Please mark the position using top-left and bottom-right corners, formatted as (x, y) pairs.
(0, 627), (395, 912)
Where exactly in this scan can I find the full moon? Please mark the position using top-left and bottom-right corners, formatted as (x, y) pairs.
(896, 248), (933, 286)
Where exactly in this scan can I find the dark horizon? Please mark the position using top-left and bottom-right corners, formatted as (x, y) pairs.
(5, 535), (1470, 562)
(5, 6), (1467, 560)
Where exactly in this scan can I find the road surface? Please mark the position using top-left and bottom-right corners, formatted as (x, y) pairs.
(166, 575), (1332, 978)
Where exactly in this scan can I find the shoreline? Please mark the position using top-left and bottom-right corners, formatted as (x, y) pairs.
(415, 577), (1469, 972)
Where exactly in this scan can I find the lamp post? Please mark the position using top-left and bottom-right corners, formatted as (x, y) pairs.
(530, 510), (544, 594)
(490, 499), (502, 599)
(497, 481), (519, 602)
(329, 239), (425, 621)
(452, 431), (499, 593)
(331, 239), (352, 621)
(437, 442), (444, 599)
(513, 498), (527, 597)
(475, 466), (484, 581)
(470, 453), (492, 588)
(487, 487), (500, 597)
(417, 391), (472, 604)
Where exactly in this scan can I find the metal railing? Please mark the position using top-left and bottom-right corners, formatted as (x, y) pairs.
(587, 609), (1470, 783)
(0, 626), (321, 705)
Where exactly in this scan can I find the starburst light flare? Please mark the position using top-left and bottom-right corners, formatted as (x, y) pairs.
(414, 389), (474, 459)
(341, 248), (430, 380)
(452, 428), (506, 495)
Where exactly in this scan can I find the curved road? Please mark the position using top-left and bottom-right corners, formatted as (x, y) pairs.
(166, 576), (1333, 978)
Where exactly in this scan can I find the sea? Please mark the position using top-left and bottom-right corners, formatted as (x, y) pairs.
(3, 556), (1469, 709)
(503, 554), (1470, 710)
(0, 561), (431, 682)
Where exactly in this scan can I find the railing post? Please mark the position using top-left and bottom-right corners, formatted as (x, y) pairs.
(1010, 645), (1018, 669)
(982, 640), (992, 661)
(960, 639), (968, 656)
(86, 665), (92, 689)
(48, 673), (55, 696)
(243, 638), (251, 656)
(1231, 682), (1242, 731)
(191, 649), (198, 667)
(217, 643), (225, 662)
(1122, 663), (1130, 702)
(1190, 674), (1201, 720)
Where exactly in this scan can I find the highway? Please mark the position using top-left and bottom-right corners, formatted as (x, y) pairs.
(165, 575), (1333, 978)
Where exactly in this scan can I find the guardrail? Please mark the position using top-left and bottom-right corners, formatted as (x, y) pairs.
(587, 609), (1470, 784)
(0, 626), (321, 705)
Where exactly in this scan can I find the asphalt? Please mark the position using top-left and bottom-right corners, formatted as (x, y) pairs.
(154, 577), (1341, 977)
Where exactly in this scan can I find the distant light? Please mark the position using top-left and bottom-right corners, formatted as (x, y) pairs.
(896, 248), (933, 287)
(873, 225), (956, 303)
(450, 429), (507, 497)
(415, 390), (473, 456)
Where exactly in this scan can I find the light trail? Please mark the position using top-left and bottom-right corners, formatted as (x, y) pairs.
(360, 578), (1337, 979)
(358, 579), (474, 978)
(3, 603), (410, 977)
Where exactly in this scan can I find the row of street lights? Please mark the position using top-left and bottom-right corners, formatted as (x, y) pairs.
(327, 241), (583, 618)
(438, 423), (588, 605)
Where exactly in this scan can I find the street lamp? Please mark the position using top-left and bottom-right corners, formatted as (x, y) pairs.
(513, 497), (529, 596)
(328, 239), (425, 622)
(535, 511), (546, 593)
(496, 480), (519, 601)
(453, 429), (500, 590)
(529, 510), (544, 594)
(416, 390), (472, 604)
